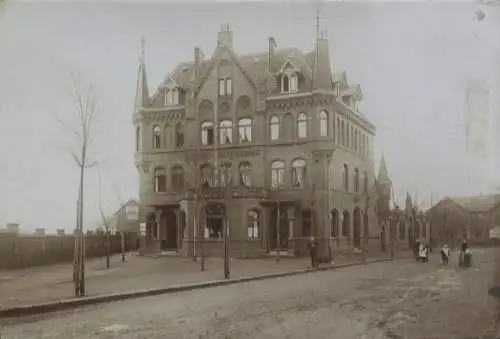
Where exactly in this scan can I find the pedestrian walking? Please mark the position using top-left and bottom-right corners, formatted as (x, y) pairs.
(307, 236), (318, 268)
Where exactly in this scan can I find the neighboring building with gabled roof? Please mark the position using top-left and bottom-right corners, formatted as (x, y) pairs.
(428, 194), (500, 246)
(133, 22), (378, 259)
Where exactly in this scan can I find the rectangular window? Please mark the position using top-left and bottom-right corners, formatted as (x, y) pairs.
(271, 169), (285, 188)
(225, 78), (232, 96)
(219, 79), (225, 96)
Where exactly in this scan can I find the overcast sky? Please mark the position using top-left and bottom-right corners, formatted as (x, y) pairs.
(0, 1), (499, 232)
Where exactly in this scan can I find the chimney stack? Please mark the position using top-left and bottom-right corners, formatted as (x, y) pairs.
(268, 37), (277, 73)
(194, 47), (204, 82)
(217, 22), (233, 48)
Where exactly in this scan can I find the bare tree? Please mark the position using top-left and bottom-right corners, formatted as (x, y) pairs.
(56, 73), (100, 297)
(184, 150), (206, 267)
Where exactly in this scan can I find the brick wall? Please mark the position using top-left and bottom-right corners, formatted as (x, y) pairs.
(0, 233), (139, 270)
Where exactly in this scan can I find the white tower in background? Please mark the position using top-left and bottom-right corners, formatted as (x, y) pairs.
(465, 77), (493, 194)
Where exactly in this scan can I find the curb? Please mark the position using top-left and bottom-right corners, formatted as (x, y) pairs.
(0, 255), (409, 318)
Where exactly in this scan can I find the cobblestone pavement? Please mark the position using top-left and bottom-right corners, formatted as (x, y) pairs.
(0, 248), (398, 309)
(1, 248), (498, 339)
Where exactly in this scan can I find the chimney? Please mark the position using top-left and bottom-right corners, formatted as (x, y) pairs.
(268, 37), (277, 73)
(217, 23), (233, 48)
(194, 46), (204, 81)
(57, 229), (66, 236)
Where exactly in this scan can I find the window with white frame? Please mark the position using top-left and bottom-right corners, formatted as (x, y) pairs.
(154, 167), (167, 192)
(239, 162), (252, 187)
(292, 159), (306, 188)
(238, 118), (252, 144)
(270, 115), (280, 141)
(319, 110), (328, 137)
(219, 78), (232, 96)
(281, 75), (289, 93)
(247, 210), (260, 239)
(297, 113), (307, 139)
(225, 78), (232, 96)
(153, 125), (161, 149)
(220, 163), (232, 186)
(289, 73), (298, 93)
(164, 88), (179, 105)
(219, 120), (233, 145)
(200, 164), (214, 187)
(201, 121), (214, 146)
(271, 160), (285, 188)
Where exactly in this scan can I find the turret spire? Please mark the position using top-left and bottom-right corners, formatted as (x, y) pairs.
(134, 37), (149, 111)
(377, 155), (392, 185)
(311, 5), (333, 91)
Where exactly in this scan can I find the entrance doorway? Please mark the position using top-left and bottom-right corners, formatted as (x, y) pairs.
(160, 210), (177, 250)
(269, 207), (289, 250)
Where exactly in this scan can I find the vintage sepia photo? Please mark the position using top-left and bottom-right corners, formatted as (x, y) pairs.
(0, 0), (499, 338)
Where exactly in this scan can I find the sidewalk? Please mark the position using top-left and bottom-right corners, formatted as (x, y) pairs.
(0, 250), (409, 310)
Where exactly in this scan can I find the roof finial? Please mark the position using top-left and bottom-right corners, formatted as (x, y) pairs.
(140, 36), (146, 64)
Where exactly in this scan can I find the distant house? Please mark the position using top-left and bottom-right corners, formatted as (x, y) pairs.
(114, 199), (142, 233)
(428, 194), (500, 246)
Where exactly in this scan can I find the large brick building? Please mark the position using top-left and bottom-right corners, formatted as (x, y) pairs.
(133, 24), (378, 258)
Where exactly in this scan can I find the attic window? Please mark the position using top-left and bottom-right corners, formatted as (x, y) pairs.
(165, 87), (179, 105)
(281, 73), (298, 93)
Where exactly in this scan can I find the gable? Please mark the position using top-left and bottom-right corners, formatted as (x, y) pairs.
(195, 46), (257, 95)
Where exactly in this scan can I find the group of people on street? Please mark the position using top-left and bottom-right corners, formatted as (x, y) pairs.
(414, 238), (471, 267)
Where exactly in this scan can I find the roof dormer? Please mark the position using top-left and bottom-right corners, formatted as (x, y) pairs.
(277, 60), (300, 94)
(163, 76), (181, 106)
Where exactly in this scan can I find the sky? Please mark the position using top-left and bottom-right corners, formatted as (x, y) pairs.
(0, 0), (499, 233)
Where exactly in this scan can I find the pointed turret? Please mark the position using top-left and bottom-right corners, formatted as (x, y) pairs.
(312, 11), (333, 91)
(134, 37), (149, 111)
(377, 155), (391, 185)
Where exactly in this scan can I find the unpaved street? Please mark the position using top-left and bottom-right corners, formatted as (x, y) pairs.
(1, 248), (499, 339)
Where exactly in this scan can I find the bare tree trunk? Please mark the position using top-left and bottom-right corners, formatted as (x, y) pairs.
(106, 229), (111, 269)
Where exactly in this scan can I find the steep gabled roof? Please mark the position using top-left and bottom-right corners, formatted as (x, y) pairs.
(448, 194), (500, 212)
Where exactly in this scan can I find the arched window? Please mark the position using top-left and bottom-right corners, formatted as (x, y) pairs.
(239, 162), (252, 187)
(171, 166), (184, 190)
(343, 164), (349, 191)
(135, 126), (141, 151)
(219, 120), (233, 145)
(270, 115), (280, 141)
(247, 209), (260, 239)
(297, 112), (307, 139)
(353, 168), (360, 193)
(354, 130), (358, 152)
(271, 160), (285, 188)
(165, 89), (173, 105)
(201, 121), (214, 146)
(282, 75), (289, 93)
(220, 162), (232, 186)
(200, 164), (214, 187)
(175, 123), (184, 148)
(363, 171), (368, 194)
(336, 118), (341, 144)
(154, 167), (167, 192)
(172, 88), (179, 105)
(341, 121), (345, 146)
(350, 126), (354, 149)
(153, 125), (161, 149)
(238, 118), (252, 143)
(319, 110), (328, 137)
(292, 158), (306, 188)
